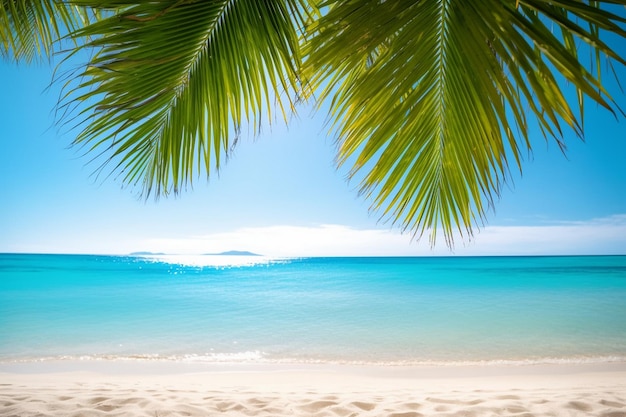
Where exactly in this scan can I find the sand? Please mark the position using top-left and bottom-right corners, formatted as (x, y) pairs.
(1, 362), (626, 417)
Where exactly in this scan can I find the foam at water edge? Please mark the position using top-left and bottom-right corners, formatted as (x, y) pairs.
(3, 353), (626, 367)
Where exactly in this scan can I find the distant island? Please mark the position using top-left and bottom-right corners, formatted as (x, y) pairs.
(129, 251), (166, 256)
(204, 250), (261, 256)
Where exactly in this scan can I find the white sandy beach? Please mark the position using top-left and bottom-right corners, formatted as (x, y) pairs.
(1, 362), (626, 417)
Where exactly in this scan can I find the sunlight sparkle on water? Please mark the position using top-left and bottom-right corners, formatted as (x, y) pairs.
(138, 254), (285, 267)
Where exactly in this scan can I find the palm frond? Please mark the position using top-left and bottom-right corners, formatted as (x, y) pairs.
(0, 0), (92, 62)
(304, 0), (626, 246)
(64, 0), (309, 196)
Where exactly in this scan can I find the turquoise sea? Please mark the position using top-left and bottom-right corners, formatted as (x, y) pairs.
(1, 254), (625, 366)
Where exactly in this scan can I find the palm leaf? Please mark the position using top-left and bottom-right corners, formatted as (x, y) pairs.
(0, 0), (92, 62)
(304, 0), (626, 245)
(63, 0), (309, 196)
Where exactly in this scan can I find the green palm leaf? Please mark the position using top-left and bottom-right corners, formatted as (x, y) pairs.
(304, 0), (625, 245)
(64, 0), (308, 196)
(0, 0), (92, 62)
(8, 0), (624, 247)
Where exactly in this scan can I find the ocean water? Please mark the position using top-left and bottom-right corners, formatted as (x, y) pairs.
(1, 253), (625, 366)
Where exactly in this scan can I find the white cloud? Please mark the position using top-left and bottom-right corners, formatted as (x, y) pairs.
(8, 215), (624, 256)
(135, 214), (626, 257)
(141, 224), (421, 257)
(462, 214), (626, 256)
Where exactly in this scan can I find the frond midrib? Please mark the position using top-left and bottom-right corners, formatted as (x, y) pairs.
(431, 0), (452, 240)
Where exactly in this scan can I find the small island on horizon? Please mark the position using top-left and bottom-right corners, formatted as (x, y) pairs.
(204, 250), (261, 256)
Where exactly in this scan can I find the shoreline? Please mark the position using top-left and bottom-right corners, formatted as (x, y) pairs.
(2, 361), (626, 416)
(3, 358), (626, 377)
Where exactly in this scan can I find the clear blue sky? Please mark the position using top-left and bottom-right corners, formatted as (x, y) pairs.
(1, 49), (625, 256)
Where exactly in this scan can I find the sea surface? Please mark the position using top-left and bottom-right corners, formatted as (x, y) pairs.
(1, 254), (625, 366)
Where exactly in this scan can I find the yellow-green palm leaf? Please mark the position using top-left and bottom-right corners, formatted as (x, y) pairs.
(304, 0), (625, 245)
(64, 0), (308, 196)
(4, 0), (625, 247)
(0, 0), (92, 62)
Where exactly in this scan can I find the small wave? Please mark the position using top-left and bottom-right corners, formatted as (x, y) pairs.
(177, 351), (267, 363)
(260, 355), (626, 367)
(0, 351), (267, 365)
(3, 353), (626, 367)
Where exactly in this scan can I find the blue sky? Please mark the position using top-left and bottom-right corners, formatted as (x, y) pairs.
(1, 49), (625, 256)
